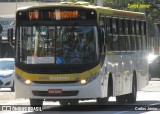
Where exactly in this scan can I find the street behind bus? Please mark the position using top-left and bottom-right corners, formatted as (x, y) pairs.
(1, 78), (160, 114)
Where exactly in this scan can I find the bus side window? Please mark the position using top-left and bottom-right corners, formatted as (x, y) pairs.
(131, 20), (135, 35)
(142, 37), (146, 50)
(126, 20), (131, 51)
(130, 20), (136, 51)
(106, 17), (111, 34)
(141, 21), (147, 50)
(112, 17), (119, 51)
(119, 19), (131, 51)
(135, 20), (141, 51)
(124, 19), (129, 35)
(99, 16), (105, 29)
(140, 21), (145, 36)
(113, 36), (119, 51)
(136, 20), (140, 35)
(99, 16), (106, 53)
(119, 18), (124, 51)
(118, 18), (123, 35)
(105, 17), (113, 51)
(112, 18), (118, 34)
(126, 37), (131, 51)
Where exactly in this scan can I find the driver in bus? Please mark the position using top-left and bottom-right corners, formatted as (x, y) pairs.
(64, 32), (80, 64)
(76, 32), (94, 63)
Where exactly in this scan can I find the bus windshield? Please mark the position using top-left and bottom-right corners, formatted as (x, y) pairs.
(18, 25), (99, 64)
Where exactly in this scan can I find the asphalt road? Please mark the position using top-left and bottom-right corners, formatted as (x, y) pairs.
(1, 78), (160, 114)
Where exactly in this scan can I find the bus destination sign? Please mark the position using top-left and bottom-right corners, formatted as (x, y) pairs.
(17, 9), (96, 21)
(29, 9), (79, 20)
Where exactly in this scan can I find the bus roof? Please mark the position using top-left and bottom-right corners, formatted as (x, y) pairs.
(93, 6), (145, 19)
(17, 3), (145, 20)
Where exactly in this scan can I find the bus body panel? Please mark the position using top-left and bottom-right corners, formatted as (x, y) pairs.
(13, 3), (149, 104)
(15, 75), (102, 99)
(106, 50), (149, 96)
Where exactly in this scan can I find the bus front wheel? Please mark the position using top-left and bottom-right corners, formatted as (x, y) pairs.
(96, 97), (109, 105)
(59, 100), (78, 106)
(11, 82), (15, 92)
(30, 99), (43, 108)
(116, 95), (126, 104)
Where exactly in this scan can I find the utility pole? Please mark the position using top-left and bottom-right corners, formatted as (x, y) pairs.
(16, 0), (17, 10)
(153, 1), (160, 54)
(96, 0), (103, 6)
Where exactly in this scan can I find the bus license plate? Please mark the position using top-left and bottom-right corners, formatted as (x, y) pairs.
(48, 89), (62, 94)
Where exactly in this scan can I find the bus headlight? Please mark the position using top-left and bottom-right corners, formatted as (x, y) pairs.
(25, 80), (31, 85)
(80, 79), (87, 85)
(16, 74), (32, 85)
(80, 72), (99, 85)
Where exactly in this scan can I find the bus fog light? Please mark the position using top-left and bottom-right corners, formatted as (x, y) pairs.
(25, 80), (31, 85)
(80, 79), (86, 85)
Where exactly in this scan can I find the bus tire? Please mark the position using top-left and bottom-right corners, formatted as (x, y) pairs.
(126, 74), (137, 103)
(59, 100), (78, 106)
(116, 95), (126, 104)
(69, 100), (79, 105)
(96, 97), (109, 105)
(59, 100), (69, 106)
(30, 99), (43, 108)
(96, 74), (112, 105)
(108, 74), (113, 97)
(11, 82), (15, 92)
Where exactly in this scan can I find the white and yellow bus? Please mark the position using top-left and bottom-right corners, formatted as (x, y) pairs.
(8, 2), (149, 107)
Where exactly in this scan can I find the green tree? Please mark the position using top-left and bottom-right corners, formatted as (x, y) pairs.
(103, 0), (144, 11)
(103, 0), (160, 37)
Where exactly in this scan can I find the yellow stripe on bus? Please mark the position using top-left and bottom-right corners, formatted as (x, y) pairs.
(15, 64), (101, 82)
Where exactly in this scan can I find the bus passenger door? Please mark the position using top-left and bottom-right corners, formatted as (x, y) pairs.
(100, 58), (108, 97)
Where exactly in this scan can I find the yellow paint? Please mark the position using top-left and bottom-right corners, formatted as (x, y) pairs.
(15, 64), (101, 82)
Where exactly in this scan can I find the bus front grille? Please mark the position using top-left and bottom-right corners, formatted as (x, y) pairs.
(32, 90), (79, 97)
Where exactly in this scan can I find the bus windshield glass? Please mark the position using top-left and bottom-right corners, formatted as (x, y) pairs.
(18, 25), (99, 64)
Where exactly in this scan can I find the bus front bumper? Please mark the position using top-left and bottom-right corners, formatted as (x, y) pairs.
(15, 78), (101, 100)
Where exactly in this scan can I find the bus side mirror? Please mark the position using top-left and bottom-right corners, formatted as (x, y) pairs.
(7, 28), (13, 43)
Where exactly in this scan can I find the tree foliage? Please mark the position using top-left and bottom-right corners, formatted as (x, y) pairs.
(5, 0), (160, 37)
(103, 0), (160, 37)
